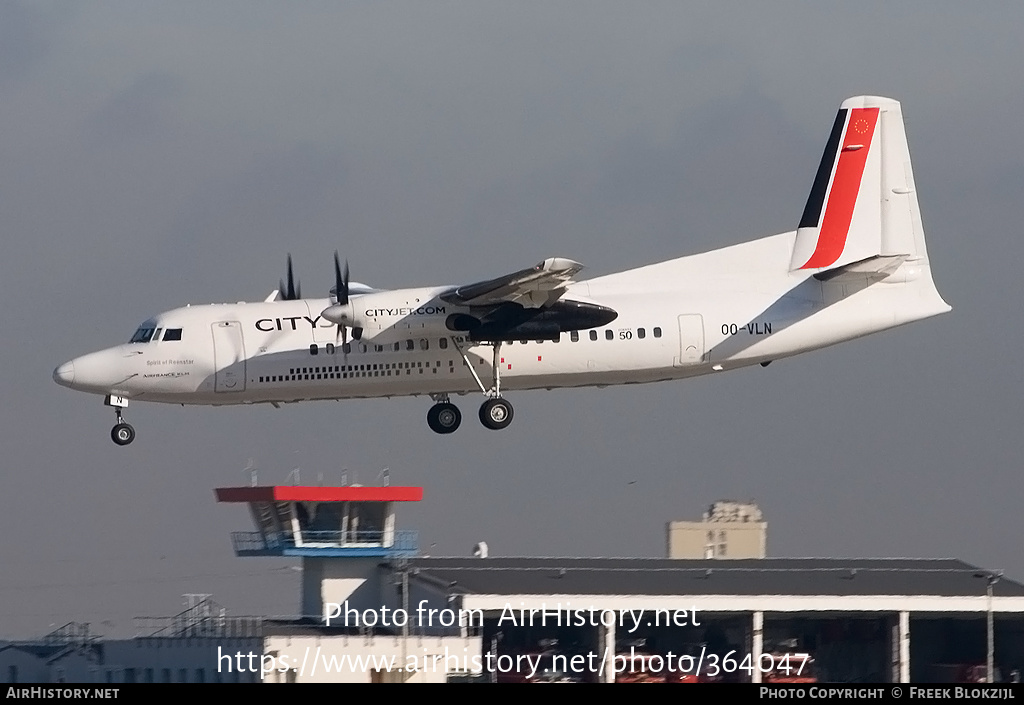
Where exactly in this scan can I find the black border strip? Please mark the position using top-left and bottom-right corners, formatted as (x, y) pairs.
(798, 108), (847, 229)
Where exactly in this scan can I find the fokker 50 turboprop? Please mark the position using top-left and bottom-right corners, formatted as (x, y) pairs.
(54, 96), (950, 445)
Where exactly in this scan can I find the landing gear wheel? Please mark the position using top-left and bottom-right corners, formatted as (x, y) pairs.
(427, 403), (462, 434)
(479, 398), (514, 430)
(111, 422), (136, 446)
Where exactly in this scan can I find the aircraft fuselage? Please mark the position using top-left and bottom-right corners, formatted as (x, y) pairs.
(54, 231), (947, 410)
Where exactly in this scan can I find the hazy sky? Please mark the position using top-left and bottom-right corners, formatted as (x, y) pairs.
(2, 2), (1023, 638)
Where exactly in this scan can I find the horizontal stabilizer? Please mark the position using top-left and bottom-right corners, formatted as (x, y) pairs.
(813, 254), (908, 282)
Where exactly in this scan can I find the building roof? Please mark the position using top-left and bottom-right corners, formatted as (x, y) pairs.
(215, 485), (423, 503)
(401, 557), (1023, 599)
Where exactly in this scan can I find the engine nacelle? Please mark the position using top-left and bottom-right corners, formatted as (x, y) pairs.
(468, 299), (617, 342)
(324, 288), (616, 345)
(445, 313), (481, 331)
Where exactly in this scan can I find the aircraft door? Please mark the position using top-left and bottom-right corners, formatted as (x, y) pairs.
(212, 321), (247, 392)
(674, 314), (706, 367)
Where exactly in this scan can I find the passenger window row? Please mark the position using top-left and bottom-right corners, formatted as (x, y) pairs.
(305, 327), (663, 356)
(259, 360), (456, 383)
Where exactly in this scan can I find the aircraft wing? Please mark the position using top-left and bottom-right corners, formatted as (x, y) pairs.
(441, 257), (585, 308)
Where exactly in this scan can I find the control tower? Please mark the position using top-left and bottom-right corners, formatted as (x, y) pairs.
(215, 484), (423, 618)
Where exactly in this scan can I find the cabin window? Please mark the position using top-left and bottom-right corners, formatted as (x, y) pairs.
(359, 344), (368, 353)
(589, 330), (598, 341)
(653, 327), (663, 338)
(326, 343), (335, 355)
(406, 339), (414, 351)
(309, 344), (319, 355)
(342, 342), (351, 354)
(163, 328), (183, 341)
(605, 329), (613, 340)
(570, 331), (579, 342)
(419, 339), (429, 351)
(637, 327), (646, 339)
(439, 338), (448, 350)
(394, 342), (401, 351)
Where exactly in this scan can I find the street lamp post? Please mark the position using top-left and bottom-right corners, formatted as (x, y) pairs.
(974, 570), (1003, 683)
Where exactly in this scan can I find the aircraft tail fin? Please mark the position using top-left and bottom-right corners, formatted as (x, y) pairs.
(790, 96), (927, 272)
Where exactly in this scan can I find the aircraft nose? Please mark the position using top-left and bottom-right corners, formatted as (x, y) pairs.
(53, 361), (75, 387)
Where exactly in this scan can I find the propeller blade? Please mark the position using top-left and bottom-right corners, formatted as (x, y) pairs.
(333, 251), (349, 306)
(285, 254), (300, 300)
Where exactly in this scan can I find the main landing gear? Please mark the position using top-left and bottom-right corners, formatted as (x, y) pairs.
(427, 395), (462, 435)
(105, 395), (136, 446)
(479, 397), (514, 430)
(426, 340), (516, 435)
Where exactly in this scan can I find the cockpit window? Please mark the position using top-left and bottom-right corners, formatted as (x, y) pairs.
(130, 328), (155, 343)
(163, 328), (183, 341)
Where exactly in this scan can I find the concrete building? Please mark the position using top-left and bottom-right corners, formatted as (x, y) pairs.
(666, 500), (767, 559)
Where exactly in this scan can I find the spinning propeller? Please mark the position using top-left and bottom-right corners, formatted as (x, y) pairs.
(279, 254), (302, 300)
(333, 251), (350, 346)
(273, 253), (361, 358)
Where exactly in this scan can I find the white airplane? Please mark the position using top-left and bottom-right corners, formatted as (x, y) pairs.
(54, 96), (950, 445)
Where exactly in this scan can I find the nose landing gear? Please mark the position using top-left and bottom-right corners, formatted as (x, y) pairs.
(111, 421), (136, 446)
(105, 395), (136, 446)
